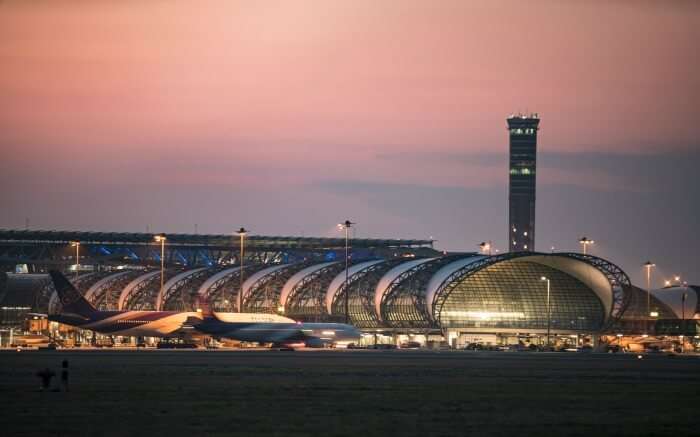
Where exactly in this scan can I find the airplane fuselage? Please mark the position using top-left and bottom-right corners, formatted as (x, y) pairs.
(49, 310), (198, 337)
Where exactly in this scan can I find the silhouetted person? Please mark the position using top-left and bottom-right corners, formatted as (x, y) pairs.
(61, 360), (69, 392)
(36, 368), (55, 392)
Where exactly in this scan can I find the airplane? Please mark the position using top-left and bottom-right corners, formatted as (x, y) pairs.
(48, 270), (361, 348)
(48, 271), (200, 338)
(193, 311), (361, 348)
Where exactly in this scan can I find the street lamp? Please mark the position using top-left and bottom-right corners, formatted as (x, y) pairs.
(681, 288), (688, 345)
(578, 237), (594, 255)
(154, 234), (166, 309)
(236, 227), (249, 313)
(70, 241), (80, 282)
(540, 276), (551, 347)
(644, 261), (655, 335)
(479, 241), (492, 256)
(338, 220), (354, 324)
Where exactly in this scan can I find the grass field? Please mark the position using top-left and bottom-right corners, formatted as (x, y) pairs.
(0, 349), (698, 437)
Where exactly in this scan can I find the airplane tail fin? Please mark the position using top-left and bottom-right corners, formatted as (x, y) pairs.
(49, 270), (97, 318)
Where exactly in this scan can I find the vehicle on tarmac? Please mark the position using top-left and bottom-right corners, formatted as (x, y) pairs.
(368, 343), (397, 350)
(400, 341), (421, 349)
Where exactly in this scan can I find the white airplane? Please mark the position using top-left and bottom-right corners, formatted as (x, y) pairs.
(48, 271), (361, 347)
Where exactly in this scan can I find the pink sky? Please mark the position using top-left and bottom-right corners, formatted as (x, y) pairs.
(1, 0), (698, 284)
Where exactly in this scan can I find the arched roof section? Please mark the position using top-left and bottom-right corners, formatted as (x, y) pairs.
(325, 260), (385, 313)
(651, 286), (699, 319)
(279, 261), (338, 308)
(430, 252), (630, 327)
(374, 258), (436, 321)
(241, 264), (289, 302)
(425, 255), (486, 319)
(156, 267), (208, 310)
(118, 270), (161, 309)
(525, 255), (615, 321)
(197, 267), (241, 298)
(84, 271), (133, 303)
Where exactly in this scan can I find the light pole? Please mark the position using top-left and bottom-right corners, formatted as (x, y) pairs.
(644, 261), (655, 335)
(681, 289), (688, 348)
(338, 220), (354, 324)
(154, 234), (166, 309)
(70, 241), (80, 282)
(479, 241), (492, 256)
(540, 276), (551, 347)
(578, 237), (594, 255)
(237, 227), (248, 313)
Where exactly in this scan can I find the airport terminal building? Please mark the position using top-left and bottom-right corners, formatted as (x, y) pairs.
(5, 245), (693, 347)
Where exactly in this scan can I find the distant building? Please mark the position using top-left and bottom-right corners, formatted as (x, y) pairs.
(507, 113), (540, 252)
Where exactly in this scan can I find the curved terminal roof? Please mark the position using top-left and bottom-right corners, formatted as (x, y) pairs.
(196, 267), (241, 297)
(84, 271), (133, 302)
(9, 252), (633, 333)
(240, 264), (290, 302)
(651, 286), (699, 319)
(118, 270), (161, 309)
(374, 258), (436, 320)
(324, 260), (385, 313)
(279, 261), (338, 308)
(425, 255), (485, 319)
(156, 267), (208, 309)
(526, 255), (614, 321)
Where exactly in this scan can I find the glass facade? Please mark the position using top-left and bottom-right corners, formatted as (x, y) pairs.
(285, 263), (345, 321)
(335, 259), (406, 328)
(4, 254), (645, 334)
(438, 260), (605, 331)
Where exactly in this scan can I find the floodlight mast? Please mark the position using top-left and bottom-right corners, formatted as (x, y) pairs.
(154, 234), (167, 309)
(237, 227), (249, 312)
(643, 261), (655, 335)
(541, 276), (551, 347)
(338, 220), (355, 324)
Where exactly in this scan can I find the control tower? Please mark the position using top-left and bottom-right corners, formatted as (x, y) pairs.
(507, 113), (540, 252)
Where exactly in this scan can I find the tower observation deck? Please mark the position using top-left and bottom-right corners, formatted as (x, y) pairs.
(507, 113), (540, 252)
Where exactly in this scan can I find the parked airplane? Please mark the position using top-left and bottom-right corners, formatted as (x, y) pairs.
(48, 271), (361, 347)
(48, 271), (200, 337)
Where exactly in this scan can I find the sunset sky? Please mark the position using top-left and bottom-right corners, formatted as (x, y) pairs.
(1, 0), (698, 285)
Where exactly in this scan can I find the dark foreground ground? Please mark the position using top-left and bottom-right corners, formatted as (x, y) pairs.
(0, 349), (698, 437)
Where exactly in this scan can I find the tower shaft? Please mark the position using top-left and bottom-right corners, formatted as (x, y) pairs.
(507, 113), (540, 252)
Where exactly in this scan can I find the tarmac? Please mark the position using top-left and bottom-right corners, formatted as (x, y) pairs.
(1, 348), (698, 436)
